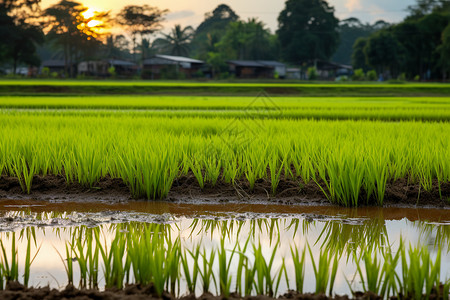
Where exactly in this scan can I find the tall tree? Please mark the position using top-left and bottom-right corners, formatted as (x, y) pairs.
(351, 37), (369, 71)
(437, 23), (450, 79)
(190, 4), (239, 59)
(116, 5), (168, 61)
(407, 0), (450, 19)
(277, 0), (339, 64)
(332, 18), (388, 65)
(0, 0), (43, 73)
(217, 18), (278, 60)
(153, 24), (194, 57)
(364, 30), (406, 77)
(44, 0), (110, 76)
(105, 35), (131, 59)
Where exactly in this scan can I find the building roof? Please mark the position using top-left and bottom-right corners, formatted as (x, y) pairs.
(108, 60), (136, 67)
(228, 60), (286, 68)
(227, 60), (266, 67)
(144, 55), (204, 65)
(42, 60), (66, 67)
(258, 61), (286, 67)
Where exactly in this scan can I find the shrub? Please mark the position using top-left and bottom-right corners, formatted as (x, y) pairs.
(367, 70), (377, 81)
(307, 67), (318, 80)
(352, 69), (365, 81)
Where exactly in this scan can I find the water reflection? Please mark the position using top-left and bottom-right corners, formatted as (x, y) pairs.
(0, 211), (448, 297)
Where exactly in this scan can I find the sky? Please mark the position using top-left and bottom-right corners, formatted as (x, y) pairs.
(40, 0), (417, 34)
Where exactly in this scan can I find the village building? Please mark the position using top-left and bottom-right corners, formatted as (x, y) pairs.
(142, 55), (205, 79)
(227, 60), (287, 79)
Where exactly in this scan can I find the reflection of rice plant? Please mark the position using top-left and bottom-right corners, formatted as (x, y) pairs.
(351, 246), (401, 298)
(290, 244), (306, 293)
(316, 218), (388, 255)
(217, 238), (236, 298)
(308, 244), (339, 295)
(181, 244), (200, 294)
(0, 233), (19, 283)
(0, 230), (40, 288)
(400, 243), (443, 300)
(415, 221), (450, 251)
(199, 248), (216, 294)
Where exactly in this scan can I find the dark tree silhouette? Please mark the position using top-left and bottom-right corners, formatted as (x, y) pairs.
(116, 5), (168, 61)
(153, 25), (194, 57)
(44, 0), (110, 76)
(277, 0), (339, 64)
(0, 0), (43, 73)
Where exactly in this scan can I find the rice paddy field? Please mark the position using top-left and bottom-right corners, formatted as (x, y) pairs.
(0, 80), (449, 299)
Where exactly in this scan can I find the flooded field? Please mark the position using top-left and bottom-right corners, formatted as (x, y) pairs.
(0, 199), (449, 298)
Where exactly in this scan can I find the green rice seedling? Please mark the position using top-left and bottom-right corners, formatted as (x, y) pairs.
(10, 156), (36, 194)
(222, 155), (239, 185)
(181, 244), (201, 294)
(217, 238), (237, 298)
(364, 151), (389, 205)
(308, 244), (339, 295)
(268, 153), (284, 195)
(1, 106), (450, 205)
(188, 157), (205, 190)
(290, 244), (306, 293)
(204, 155), (222, 187)
(199, 248), (216, 294)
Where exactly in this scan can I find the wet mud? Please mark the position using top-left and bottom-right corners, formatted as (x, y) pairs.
(0, 174), (449, 208)
(0, 282), (447, 300)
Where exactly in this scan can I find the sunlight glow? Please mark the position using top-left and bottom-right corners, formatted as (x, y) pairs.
(81, 8), (97, 20)
(87, 20), (102, 28)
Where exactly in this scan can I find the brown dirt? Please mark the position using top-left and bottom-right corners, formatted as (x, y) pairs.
(0, 282), (447, 300)
(0, 174), (449, 208)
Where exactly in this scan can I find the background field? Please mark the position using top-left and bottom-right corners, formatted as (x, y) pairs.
(1, 80), (450, 96)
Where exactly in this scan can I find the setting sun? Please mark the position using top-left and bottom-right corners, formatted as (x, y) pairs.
(81, 8), (97, 20)
(86, 20), (102, 28)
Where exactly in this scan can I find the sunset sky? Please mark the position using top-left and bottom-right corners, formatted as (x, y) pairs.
(41, 0), (416, 33)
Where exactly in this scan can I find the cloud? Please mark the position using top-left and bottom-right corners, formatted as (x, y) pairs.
(345, 0), (362, 12)
(166, 10), (196, 21)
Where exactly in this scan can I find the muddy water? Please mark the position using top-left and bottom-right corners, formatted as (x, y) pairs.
(0, 199), (449, 296)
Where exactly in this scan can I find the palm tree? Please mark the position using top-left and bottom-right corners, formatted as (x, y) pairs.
(153, 24), (194, 57)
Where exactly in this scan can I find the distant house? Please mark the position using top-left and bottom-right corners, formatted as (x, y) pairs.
(227, 60), (286, 79)
(41, 60), (67, 74)
(78, 59), (137, 77)
(142, 55), (205, 79)
(314, 60), (353, 79)
(286, 68), (302, 80)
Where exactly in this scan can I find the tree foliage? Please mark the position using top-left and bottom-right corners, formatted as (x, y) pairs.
(116, 5), (167, 59)
(353, 0), (450, 80)
(44, 0), (110, 76)
(0, 0), (43, 72)
(277, 0), (339, 63)
(190, 4), (239, 59)
(217, 18), (278, 60)
(153, 24), (194, 57)
(332, 18), (388, 65)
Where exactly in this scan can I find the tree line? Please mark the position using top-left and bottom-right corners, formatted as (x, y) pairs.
(1, 0), (449, 80)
